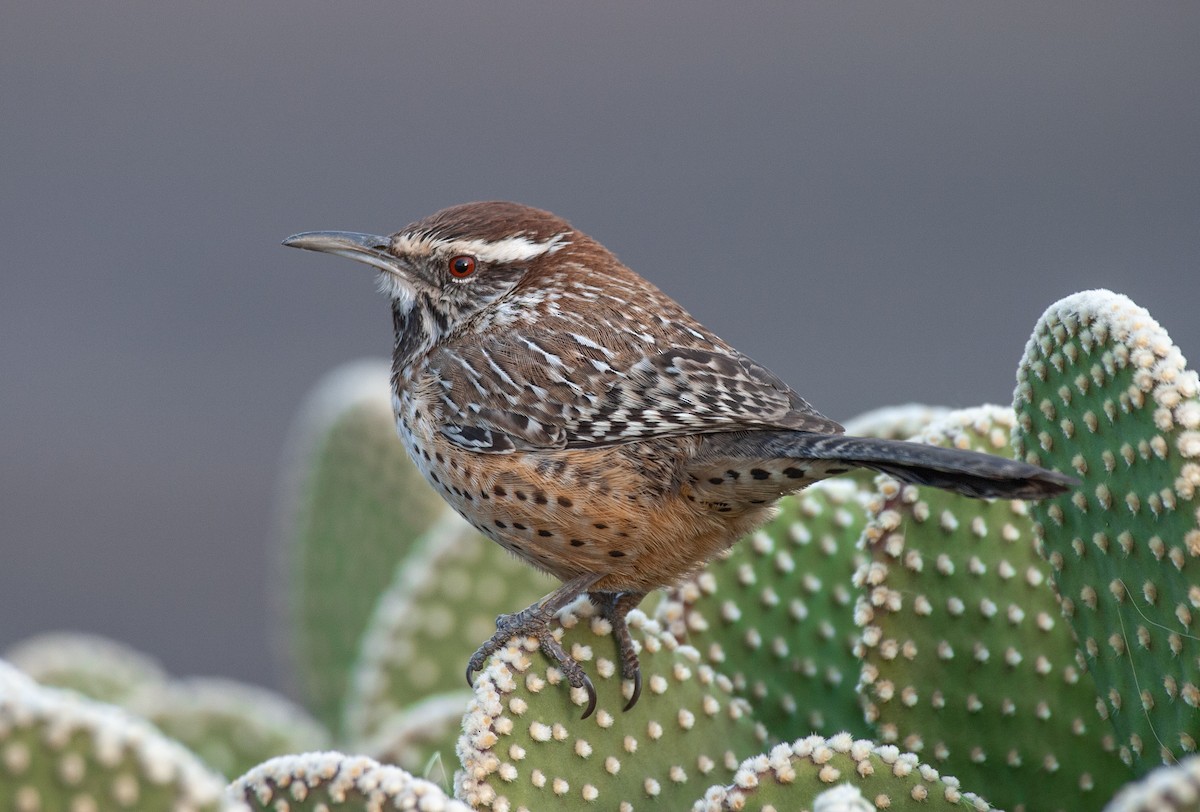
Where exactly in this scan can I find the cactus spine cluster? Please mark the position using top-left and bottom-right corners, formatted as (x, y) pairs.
(1013, 290), (1200, 771)
(694, 733), (991, 811)
(656, 479), (871, 741)
(0, 661), (228, 812)
(230, 752), (469, 811)
(456, 600), (766, 810)
(856, 405), (1131, 809)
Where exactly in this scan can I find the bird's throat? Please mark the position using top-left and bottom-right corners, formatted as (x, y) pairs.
(391, 297), (439, 383)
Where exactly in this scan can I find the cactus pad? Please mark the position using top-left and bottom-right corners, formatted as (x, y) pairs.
(693, 733), (993, 811)
(278, 359), (448, 732)
(1013, 291), (1200, 769)
(343, 513), (555, 744)
(1103, 756), (1200, 812)
(657, 480), (870, 741)
(229, 751), (469, 811)
(0, 660), (228, 811)
(856, 405), (1131, 810)
(4, 632), (168, 706)
(127, 678), (329, 780)
(456, 599), (766, 810)
(356, 692), (470, 788)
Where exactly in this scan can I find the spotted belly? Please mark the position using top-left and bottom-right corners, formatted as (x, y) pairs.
(394, 416), (775, 593)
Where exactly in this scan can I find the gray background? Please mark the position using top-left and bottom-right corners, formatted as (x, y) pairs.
(3, 3), (1198, 691)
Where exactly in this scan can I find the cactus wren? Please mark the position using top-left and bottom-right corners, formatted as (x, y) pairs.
(284, 201), (1074, 718)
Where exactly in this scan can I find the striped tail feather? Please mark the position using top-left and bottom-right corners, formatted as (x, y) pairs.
(694, 431), (1077, 501)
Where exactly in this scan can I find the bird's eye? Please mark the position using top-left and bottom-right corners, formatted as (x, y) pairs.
(449, 255), (477, 278)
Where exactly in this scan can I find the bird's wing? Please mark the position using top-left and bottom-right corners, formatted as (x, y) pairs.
(566, 346), (842, 447)
(425, 323), (842, 454)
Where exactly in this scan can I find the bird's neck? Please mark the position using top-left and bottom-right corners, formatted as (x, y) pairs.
(390, 296), (442, 384)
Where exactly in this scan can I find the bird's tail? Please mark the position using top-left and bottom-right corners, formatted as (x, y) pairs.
(695, 431), (1077, 501)
(801, 433), (1075, 499)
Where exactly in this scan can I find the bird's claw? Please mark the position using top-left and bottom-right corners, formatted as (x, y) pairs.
(465, 603), (600, 718)
(589, 591), (646, 713)
(467, 585), (645, 719)
(622, 667), (642, 712)
(570, 668), (598, 720)
(465, 619), (514, 689)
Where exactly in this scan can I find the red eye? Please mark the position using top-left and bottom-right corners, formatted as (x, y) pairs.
(449, 255), (477, 278)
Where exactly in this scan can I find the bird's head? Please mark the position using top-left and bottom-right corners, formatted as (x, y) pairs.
(284, 201), (579, 336)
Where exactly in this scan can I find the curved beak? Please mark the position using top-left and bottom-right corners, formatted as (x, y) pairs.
(282, 231), (403, 275)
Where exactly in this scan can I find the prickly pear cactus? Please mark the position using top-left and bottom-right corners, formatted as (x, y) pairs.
(1013, 290), (1200, 770)
(342, 513), (555, 745)
(856, 405), (1131, 810)
(4, 632), (167, 705)
(0, 660), (229, 812)
(229, 751), (470, 811)
(356, 692), (470, 786)
(127, 678), (329, 780)
(654, 403), (951, 743)
(657, 480), (870, 741)
(456, 600), (766, 810)
(278, 359), (448, 732)
(694, 733), (993, 811)
(843, 404), (953, 442)
(7, 632), (330, 781)
(1103, 756), (1200, 812)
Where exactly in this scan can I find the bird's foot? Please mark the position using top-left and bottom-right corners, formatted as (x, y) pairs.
(465, 573), (603, 719)
(590, 591), (647, 711)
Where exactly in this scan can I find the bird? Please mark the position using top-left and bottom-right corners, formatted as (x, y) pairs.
(283, 201), (1075, 719)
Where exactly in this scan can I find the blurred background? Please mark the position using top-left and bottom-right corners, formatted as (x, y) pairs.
(2, 3), (1197, 691)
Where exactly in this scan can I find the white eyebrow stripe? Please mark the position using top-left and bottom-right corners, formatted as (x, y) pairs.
(391, 232), (570, 264)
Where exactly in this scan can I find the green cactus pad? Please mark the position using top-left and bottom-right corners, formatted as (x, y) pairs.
(0, 660), (229, 811)
(657, 480), (871, 741)
(356, 692), (470, 788)
(1013, 291), (1200, 769)
(4, 632), (168, 706)
(342, 513), (556, 744)
(856, 405), (1131, 810)
(278, 359), (449, 732)
(229, 751), (470, 811)
(1103, 756), (1200, 812)
(693, 733), (993, 811)
(456, 600), (767, 810)
(126, 678), (329, 780)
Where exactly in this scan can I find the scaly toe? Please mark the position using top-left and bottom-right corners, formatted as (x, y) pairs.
(588, 590), (646, 713)
(465, 595), (600, 718)
(464, 575), (604, 706)
(535, 627), (601, 719)
(465, 637), (505, 688)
